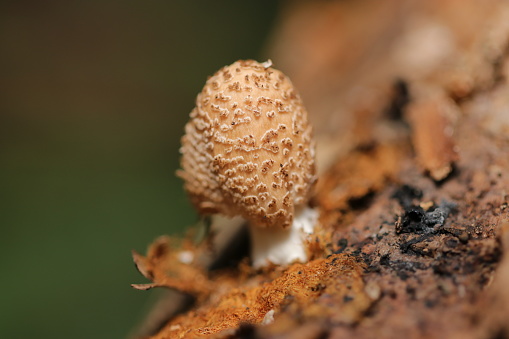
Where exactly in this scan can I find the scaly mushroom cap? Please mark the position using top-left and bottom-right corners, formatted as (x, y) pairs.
(178, 60), (316, 228)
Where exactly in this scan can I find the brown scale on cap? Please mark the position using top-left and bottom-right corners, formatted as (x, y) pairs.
(178, 60), (316, 228)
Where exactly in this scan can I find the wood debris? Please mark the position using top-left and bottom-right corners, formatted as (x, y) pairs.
(130, 1), (509, 338)
(406, 93), (459, 181)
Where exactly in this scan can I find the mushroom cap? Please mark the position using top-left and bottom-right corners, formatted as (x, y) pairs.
(178, 60), (316, 228)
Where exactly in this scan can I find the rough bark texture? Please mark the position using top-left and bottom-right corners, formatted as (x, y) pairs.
(131, 1), (509, 338)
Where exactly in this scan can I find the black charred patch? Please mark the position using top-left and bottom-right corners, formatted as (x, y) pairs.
(395, 198), (457, 235)
(392, 185), (423, 209)
(379, 254), (391, 266)
(392, 193), (458, 256)
(378, 254), (428, 280)
(396, 206), (429, 234)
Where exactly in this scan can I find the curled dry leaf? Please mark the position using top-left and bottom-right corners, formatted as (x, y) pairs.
(131, 236), (213, 299)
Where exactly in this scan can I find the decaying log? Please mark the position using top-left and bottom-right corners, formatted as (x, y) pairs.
(130, 1), (509, 338)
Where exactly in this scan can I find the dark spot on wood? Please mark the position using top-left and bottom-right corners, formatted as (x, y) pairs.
(385, 78), (410, 121)
(343, 295), (354, 303)
(392, 185), (423, 209)
(425, 299), (436, 308)
(334, 238), (348, 254)
(348, 191), (375, 210)
(446, 238), (459, 248)
(395, 200), (456, 235)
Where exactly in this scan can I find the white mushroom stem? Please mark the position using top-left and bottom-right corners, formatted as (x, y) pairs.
(248, 207), (318, 268)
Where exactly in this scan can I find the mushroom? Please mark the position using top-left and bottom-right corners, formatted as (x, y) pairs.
(178, 60), (317, 268)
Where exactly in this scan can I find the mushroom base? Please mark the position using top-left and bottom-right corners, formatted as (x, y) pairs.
(249, 207), (318, 268)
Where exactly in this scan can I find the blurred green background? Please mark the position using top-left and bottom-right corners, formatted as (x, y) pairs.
(0, 1), (278, 338)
